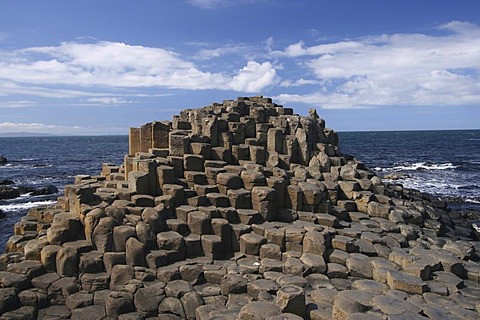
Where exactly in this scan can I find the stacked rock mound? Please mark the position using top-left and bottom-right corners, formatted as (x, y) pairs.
(1, 96), (480, 320)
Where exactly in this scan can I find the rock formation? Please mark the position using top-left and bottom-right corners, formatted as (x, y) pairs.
(0, 96), (479, 319)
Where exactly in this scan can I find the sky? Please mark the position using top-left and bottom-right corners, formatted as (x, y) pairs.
(0, 0), (479, 135)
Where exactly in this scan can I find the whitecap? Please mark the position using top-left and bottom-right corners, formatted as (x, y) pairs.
(0, 200), (56, 211)
(466, 198), (480, 205)
(391, 162), (458, 171)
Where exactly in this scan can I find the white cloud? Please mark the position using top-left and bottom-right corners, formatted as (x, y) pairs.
(280, 78), (321, 87)
(0, 100), (36, 108)
(0, 122), (126, 135)
(277, 21), (480, 108)
(86, 97), (133, 105)
(230, 61), (278, 92)
(194, 44), (250, 60)
(0, 41), (277, 94)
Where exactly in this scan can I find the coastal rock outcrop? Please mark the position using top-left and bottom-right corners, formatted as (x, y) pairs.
(0, 187), (20, 200)
(0, 96), (479, 319)
(0, 185), (58, 201)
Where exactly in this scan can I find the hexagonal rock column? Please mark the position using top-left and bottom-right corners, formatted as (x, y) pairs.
(251, 186), (276, 221)
(275, 285), (306, 318)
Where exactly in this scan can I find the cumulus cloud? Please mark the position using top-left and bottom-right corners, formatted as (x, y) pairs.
(0, 41), (277, 94)
(277, 21), (480, 108)
(230, 61), (278, 92)
(2, 21), (479, 111)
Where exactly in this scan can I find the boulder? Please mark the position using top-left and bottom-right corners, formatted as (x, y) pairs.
(0, 186), (20, 200)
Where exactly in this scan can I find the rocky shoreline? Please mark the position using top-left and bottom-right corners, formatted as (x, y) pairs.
(0, 96), (479, 319)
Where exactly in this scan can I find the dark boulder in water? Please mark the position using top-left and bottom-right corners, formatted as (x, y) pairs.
(18, 185), (59, 196)
(33, 164), (48, 168)
(0, 179), (14, 186)
(31, 184), (59, 196)
(382, 172), (410, 180)
(0, 155), (7, 164)
(0, 210), (5, 219)
(0, 186), (20, 200)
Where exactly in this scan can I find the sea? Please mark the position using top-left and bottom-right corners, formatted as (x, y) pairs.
(0, 130), (479, 251)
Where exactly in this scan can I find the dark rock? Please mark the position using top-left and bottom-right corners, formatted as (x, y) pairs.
(382, 173), (410, 180)
(0, 179), (14, 185)
(31, 184), (59, 196)
(17, 184), (59, 196)
(0, 155), (7, 164)
(0, 287), (18, 314)
(0, 186), (20, 200)
(106, 291), (134, 318)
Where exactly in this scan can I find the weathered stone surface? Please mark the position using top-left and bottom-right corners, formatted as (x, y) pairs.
(0, 287), (18, 314)
(332, 290), (372, 320)
(221, 274), (247, 295)
(125, 237), (145, 266)
(56, 246), (78, 277)
(71, 305), (106, 320)
(240, 233), (267, 255)
(110, 264), (134, 290)
(134, 282), (165, 314)
(275, 285), (305, 317)
(300, 253), (327, 275)
(80, 272), (109, 292)
(238, 301), (282, 320)
(387, 270), (427, 294)
(106, 291), (134, 318)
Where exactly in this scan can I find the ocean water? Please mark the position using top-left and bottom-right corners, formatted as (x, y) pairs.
(339, 130), (480, 209)
(0, 130), (479, 251)
(0, 136), (128, 250)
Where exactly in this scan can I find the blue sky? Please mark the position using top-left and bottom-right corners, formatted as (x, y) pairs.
(0, 0), (479, 134)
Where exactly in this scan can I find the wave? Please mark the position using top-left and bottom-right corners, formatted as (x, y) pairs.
(466, 198), (480, 205)
(390, 162), (458, 171)
(373, 162), (458, 172)
(0, 200), (56, 212)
